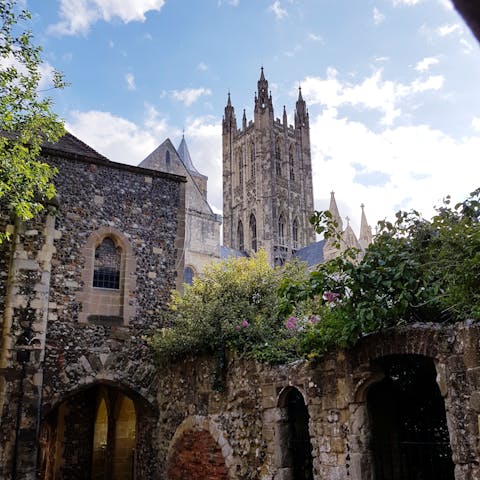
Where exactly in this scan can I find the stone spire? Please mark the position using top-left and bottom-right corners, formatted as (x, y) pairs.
(223, 92), (236, 133)
(282, 105), (287, 126)
(295, 86), (309, 128)
(255, 67), (273, 113)
(359, 203), (373, 250)
(242, 109), (247, 130)
(328, 191), (343, 232)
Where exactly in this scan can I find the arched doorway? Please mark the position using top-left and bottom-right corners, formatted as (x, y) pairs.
(38, 385), (140, 480)
(276, 387), (314, 480)
(367, 355), (454, 480)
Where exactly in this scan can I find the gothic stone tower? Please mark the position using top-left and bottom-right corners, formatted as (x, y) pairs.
(222, 68), (315, 266)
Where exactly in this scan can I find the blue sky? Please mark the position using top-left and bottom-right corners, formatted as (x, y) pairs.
(26, 0), (480, 233)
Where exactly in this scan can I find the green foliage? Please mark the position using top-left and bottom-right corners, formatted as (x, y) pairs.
(0, 0), (66, 241)
(279, 188), (480, 357)
(149, 251), (308, 369)
(151, 190), (480, 370)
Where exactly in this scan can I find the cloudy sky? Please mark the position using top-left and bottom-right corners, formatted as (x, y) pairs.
(27, 0), (480, 233)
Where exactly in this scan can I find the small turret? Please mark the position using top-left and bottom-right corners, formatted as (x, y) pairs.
(223, 92), (237, 133)
(359, 204), (373, 250)
(295, 86), (309, 129)
(328, 191), (343, 232)
(242, 109), (247, 130)
(283, 105), (288, 126)
(254, 67), (273, 114)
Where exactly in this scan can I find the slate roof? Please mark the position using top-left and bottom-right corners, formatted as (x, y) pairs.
(220, 245), (248, 259)
(294, 240), (325, 268)
(42, 132), (108, 161)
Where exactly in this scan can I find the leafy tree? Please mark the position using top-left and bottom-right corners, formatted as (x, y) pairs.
(279, 189), (480, 357)
(0, 0), (66, 241)
(149, 251), (308, 378)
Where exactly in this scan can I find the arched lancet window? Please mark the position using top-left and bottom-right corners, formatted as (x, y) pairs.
(112, 396), (136, 480)
(289, 145), (295, 181)
(275, 139), (282, 176)
(184, 266), (194, 286)
(249, 214), (257, 252)
(237, 220), (244, 252)
(278, 214), (285, 246)
(292, 218), (299, 249)
(165, 149), (171, 167)
(238, 150), (243, 187)
(93, 237), (120, 289)
(250, 142), (256, 178)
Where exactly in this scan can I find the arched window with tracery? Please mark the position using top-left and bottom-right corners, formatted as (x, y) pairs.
(275, 138), (282, 176)
(292, 218), (299, 249)
(249, 214), (257, 252)
(237, 220), (244, 252)
(289, 145), (295, 181)
(278, 214), (286, 246)
(250, 142), (256, 178)
(93, 237), (120, 289)
(238, 150), (243, 187)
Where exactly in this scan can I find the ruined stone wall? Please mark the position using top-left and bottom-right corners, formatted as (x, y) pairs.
(155, 322), (480, 480)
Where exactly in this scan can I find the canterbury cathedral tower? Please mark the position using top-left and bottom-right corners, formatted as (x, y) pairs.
(222, 68), (316, 266)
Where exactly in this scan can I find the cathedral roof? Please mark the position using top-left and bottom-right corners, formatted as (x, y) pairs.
(294, 240), (326, 268)
(177, 135), (206, 178)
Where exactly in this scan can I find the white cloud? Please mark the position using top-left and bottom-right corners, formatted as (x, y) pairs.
(66, 108), (223, 210)
(171, 88), (212, 106)
(472, 117), (480, 132)
(269, 1), (287, 19)
(309, 110), (480, 234)
(437, 23), (461, 36)
(49, 0), (165, 36)
(460, 38), (474, 54)
(0, 53), (56, 91)
(125, 73), (136, 91)
(392, 0), (422, 5)
(300, 68), (444, 126)
(373, 7), (385, 25)
(415, 57), (439, 72)
(308, 33), (323, 42)
(198, 62), (209, 71)
(437, 0), (453, 9)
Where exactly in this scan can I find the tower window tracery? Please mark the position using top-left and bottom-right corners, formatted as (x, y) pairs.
(250, 142), (256, 178)
(292, 218), (299, 249)
(238, 149), (243, 187)
(250, 214), (257, 252)
(278, 214), (286, 246)
(289, 145), (295, 182)
(237, 220), (244, 252)
(275, 139), (282, 176)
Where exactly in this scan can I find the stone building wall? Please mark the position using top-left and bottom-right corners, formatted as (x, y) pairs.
(0, 139), (187, 480)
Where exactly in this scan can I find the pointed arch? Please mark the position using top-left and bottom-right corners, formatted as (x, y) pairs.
(289, 144), (295, 181)
(292, 217), (299, 249)
(249, 214), (257, 252)
(237, 149), (243, 187)
(237, 220), (244, 252)
(278, 213), (286, 246)
(250, 142), (256, 178)
(275, 138), (282, 176)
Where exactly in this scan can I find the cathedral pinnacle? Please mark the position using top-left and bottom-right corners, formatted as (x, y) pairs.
(328, 191), (343, 231)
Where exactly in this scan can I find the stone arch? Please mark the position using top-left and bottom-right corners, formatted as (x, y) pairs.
(184, 264), (196, 286)
(38, 381), (157, 480)
(249, 213), (257, 252)
(166, 415), (234, 480)
(274, 386), (314, 480)
(78, 226), (136, 325)
(365, 354), (455, 480)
